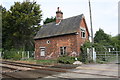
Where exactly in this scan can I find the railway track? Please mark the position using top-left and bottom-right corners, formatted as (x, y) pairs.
(1, 61), (68, 73)
(1, 60), (72, 79)
(1, 60), (119, 79)
(1, 65), (25, 79)
(2, 66), (22, 74)
(2, 60), (78, 69)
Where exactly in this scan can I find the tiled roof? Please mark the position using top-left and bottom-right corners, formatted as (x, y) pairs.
(34, 14), (83, 39)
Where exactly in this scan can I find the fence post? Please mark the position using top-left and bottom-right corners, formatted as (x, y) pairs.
(27, 51), (30, 59)
(0, 52), (1, 58)
(116, 48), (118, 62)
(22, 51), (24, 59)
(92, 48), (96, 62)
(108, 48), (111, 52)
(87, 48), (90, 61)
(34, 51), (35, 59)
(18, 51), (19, 54)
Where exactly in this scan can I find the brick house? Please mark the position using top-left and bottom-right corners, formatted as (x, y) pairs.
(34, 7), (90, 60)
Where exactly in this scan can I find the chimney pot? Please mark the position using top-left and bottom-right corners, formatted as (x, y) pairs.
(56, 7), (63, 24)
(57, 7), (59, 11)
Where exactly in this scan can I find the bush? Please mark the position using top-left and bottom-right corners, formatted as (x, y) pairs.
(2, 49), (22, 60)
(3, 50), (12, 59)
(96, 59), (106, 64)
(57, 56), (76, 64)
(80, 41), (92, 63)
(12, 53), (21, 60)
(36, 60), (57, 65)
(77, 55), (89, 63)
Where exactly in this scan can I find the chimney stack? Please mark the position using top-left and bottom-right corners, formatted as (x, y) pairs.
(56, 7), (63, 24)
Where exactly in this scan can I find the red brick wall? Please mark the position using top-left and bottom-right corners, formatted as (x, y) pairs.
(75, 18), (89, 55)
(34, 18), (89, 60)
(35, 34), (79, 60)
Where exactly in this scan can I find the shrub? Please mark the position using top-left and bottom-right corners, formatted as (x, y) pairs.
(77, 55), (89, 63)
(36, 60), (57, 65)
(3, 50), (12, 59)
(57, 56), (76, 64)
(2, 49), (22, 60)
(12, 53), (21, 60)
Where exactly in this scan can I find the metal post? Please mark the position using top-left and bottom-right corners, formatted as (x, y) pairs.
(116, 47), (118, 63)
(89, 0), (94, 60)
(89, 0), (94, 44)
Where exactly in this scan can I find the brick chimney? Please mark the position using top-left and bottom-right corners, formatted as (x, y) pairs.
(56, 7), (63, 24)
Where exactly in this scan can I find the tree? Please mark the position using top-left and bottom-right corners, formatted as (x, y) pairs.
(94, 28), (120, 53)
(94, 28), (111, 44)
(110, 35), (120, 51)
(2, 1), (42, 50)
(43, 16), (56, 24)
(2, 6), (13, 50)
(94, 28), (113, 55)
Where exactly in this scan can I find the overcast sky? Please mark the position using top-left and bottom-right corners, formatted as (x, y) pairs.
(1, 0), (119, 37)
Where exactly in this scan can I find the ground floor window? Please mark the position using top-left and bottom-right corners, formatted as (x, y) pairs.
(40, 47), (45, 56)
(60, 47), (67, 55)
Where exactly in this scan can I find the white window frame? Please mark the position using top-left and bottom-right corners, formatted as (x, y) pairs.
(60, 47), (67, 55)
(39, 47), (45, 57)
(46, 40), (50, 44)
(80, 27), (86, 38)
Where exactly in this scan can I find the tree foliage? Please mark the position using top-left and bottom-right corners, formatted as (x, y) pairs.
(2, 1), (42, 51)
(80, 40), (91, 63)
(80, 29), (120, 63)
(43, 16), (56, 24)
(94, 28), (111, 44)
(110, 35), (120, 50)
(94, 28), (120, 51)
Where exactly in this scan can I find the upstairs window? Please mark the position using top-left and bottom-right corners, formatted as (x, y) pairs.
(81, 28), (86, 38)
(47, 40), (50, 44)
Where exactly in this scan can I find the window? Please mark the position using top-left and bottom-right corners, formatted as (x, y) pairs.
(60, 47), (66, 55)
(81, 28), (86, 38)
(47, 40), (50, 44)
(40, 47), (45, 56)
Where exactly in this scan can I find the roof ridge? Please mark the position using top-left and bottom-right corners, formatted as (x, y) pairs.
(42, 14), (83, 25)
(62, 14), (83, 21)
